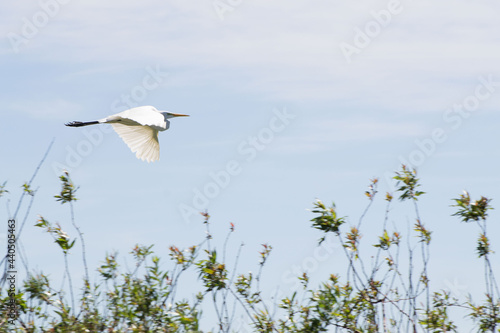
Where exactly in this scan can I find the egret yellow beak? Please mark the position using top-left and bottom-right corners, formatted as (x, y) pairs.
(171, 113), (190, 117)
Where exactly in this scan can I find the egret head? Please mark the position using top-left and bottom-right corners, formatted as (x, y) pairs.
(165, 112), (189, 119)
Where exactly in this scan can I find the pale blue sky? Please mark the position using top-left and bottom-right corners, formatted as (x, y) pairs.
(1, 0), (500, 330)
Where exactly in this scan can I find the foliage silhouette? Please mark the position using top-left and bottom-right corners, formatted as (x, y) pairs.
(0, 165), (499, 332)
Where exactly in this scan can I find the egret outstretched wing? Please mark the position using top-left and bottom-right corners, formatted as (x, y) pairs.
(111, 121), (160, 162)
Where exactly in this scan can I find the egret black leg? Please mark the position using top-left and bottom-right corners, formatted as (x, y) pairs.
(65, 121), (99, 127)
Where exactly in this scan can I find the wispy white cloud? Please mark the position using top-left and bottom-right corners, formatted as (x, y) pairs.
(269, 116), (427, 154)
(10, 99), (83, 120)
(2, 0), (500, 113)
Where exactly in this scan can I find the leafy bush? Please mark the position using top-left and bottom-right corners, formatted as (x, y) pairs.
(0, 163), (499, 332)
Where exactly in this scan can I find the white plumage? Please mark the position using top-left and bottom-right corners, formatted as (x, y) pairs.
(65, 106), (189, 162)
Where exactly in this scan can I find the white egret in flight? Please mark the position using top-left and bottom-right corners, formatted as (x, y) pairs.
(65, 106), (189, 162)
